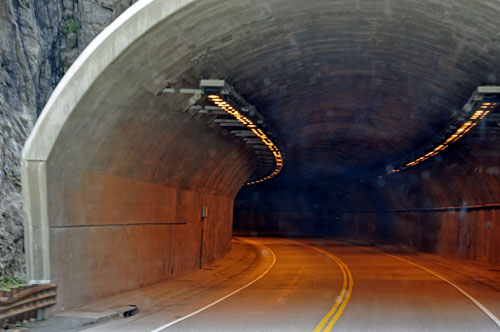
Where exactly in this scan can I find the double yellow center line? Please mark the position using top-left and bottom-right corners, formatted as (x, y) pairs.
(311, 246), (353, 332)
(285, 240), (353, 332)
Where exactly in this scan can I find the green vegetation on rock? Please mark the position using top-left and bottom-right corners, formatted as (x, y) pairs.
(61, 17), (80, 37)
(0, 276), (26, 291)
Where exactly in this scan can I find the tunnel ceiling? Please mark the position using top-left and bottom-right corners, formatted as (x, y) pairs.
(32, 0), (500, 189)
(168, 0), (500, 184)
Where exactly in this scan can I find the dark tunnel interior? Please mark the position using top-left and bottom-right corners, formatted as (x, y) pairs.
(234, 105), (500, 264)
(229, 1), (500, 266)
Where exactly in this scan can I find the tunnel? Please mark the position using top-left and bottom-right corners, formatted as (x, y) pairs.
(20, 0), (500, 330)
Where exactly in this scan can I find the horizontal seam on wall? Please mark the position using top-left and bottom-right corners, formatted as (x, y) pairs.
(336, 203), (500, 213)
(50, 222), (187, 228)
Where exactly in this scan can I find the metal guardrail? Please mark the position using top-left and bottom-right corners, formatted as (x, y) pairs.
(0, 283), (57, 329)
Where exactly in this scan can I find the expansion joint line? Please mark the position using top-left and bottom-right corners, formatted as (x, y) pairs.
(284, 239), (353, 331)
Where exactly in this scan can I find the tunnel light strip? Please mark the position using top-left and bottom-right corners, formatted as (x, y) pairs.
(388, 101), (498, 175)
(208, 95), (284, 185)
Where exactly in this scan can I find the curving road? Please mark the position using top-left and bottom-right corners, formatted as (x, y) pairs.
(53, 237), (500, 332)
(162, 238), (350, 332)
(303, 239), (500, 332)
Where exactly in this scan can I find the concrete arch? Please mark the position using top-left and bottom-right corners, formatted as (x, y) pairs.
(22, 0), (255, 310)
(22, 0), (500, 311)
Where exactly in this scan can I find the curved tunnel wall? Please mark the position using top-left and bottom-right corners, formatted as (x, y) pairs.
(22, 0), (255, 311)
(22, 0), (500, 310)
(336, 141), (500, 265)
(228, 0), (500, 267)
(235, 140), (500, 265)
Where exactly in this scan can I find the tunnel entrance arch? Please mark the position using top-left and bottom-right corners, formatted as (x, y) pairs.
(21, 0), (257, 310)
(22, 0), (500, 311)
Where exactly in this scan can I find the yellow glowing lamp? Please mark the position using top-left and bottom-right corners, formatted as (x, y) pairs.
(206, 92), (283, 185)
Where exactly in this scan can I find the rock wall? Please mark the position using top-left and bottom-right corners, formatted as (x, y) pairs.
(0, 0), (136, 279)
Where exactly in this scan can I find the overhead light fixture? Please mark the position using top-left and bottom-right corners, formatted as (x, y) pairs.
(162, 80), (284, 185)
(387, 86), (500, 176)
(201, 80), (283, 185)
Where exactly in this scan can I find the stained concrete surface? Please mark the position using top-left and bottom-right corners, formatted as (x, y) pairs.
(336, 208), (500, 265)
(21, 0), (255, 311)
(236, 203), (500, 266)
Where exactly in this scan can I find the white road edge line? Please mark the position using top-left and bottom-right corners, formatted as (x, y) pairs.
(369, 247), (500, 330)
(149, 238), (277, 332)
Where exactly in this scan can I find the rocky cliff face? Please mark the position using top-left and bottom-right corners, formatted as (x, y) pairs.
(0, 0), (136, 279)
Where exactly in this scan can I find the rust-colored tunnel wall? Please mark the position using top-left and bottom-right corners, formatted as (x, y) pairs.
(334, 209), (500, 265)
(22, 0), (257, 312)
(44, 92), (254, 310)
(235, 141), (500, 265)
(343, 142), (500, 265)
(27, 120), (255, 312)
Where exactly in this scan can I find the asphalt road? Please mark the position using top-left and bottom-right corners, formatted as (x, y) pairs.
(303, 239), (500, 332)
(66, 237), (500, 332)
